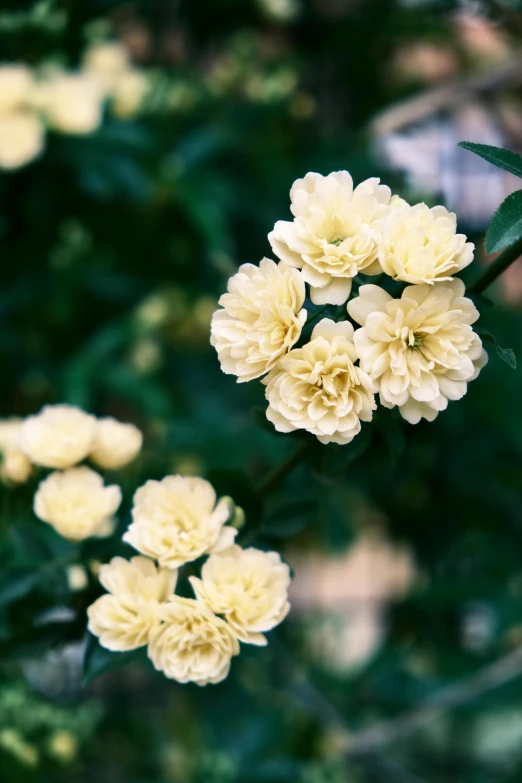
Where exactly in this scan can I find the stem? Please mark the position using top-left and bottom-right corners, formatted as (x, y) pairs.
(469, 236), (522, 295)
(304, 304), (330, 329)
(256, 441), (311, 495)
(344, 645), (522, 756)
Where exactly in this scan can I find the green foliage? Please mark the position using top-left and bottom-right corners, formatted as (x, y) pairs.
(458, 142), (522, 179)
(486, 190), (522, 254)
(0, 1), (520, 783)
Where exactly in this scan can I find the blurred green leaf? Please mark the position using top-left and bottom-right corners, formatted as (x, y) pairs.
(0, 571), (39, 608)
(82, 634), (147, 686)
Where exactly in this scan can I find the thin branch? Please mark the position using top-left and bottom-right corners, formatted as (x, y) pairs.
(344, 646), (522, 756)
(370, 53), (522, 136)
(469, 236), (522, 295)
(256, 441), (312, 496)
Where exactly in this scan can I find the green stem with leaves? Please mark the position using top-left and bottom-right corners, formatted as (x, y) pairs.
(469, 236), (522, 295)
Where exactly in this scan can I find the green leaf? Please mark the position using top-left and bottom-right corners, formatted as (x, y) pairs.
(486, 190), (522, 253)
(82, 634), (147, 686)
(479, 331), (517, 369)
(458, 141), (522, 179)
(0, 571), (40, 608)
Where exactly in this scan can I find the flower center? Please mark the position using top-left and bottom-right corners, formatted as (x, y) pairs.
(412, 333), (423, 349)
(330, 236), (345, 247)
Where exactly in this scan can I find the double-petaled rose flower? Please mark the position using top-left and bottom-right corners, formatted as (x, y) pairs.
(379, 202), (474, 285)
(34, 466), (122, 541)
(124, 475), (236, 568)
(263, 318), (376, 444)
(211, 257), (307, 382)
(347, 280), (488, 423)
(88, 556), (177, 651)
(190, 545), (291, 646)
(148, 598), (240, 685)
(268, 171), (392, 305)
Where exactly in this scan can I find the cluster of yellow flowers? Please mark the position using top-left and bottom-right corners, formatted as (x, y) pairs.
(87, 475), (291, 685)
(3, 403), (291, 686)
(0, 41), (149, 170)
(211, 170), (488, 441)
(0, 405), (142, 540)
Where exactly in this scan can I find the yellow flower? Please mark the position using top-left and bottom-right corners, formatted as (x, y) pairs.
(0, 419), (32, 483)
(0, 112), (44, 170)
(90, 417), (143, 469)
(379, 202), (474, 284)
(0, 65), (34, 115)
(347, 280), (488, 423)
(83, 42), (130, 94)
(41, 73), (103, 135)
(112, 70), (149, 118)
(263, 318), (376, 444)
(88, 555), (177, 652)
(124, 475), (236, 568)
(190, 545), (291, 645)
(34, 466), (121, 541)
(148, 597), (240, 685)
(211, 258), (307, 382)
(269, 171), (392, 304)
(19, 404), (96, 468)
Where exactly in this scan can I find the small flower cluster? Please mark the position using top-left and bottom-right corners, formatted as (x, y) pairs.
(211, 170), (488, 441)
(0, 41), (150, 170)
(88, 475), (291, 685)
(0, 404), (142, 540)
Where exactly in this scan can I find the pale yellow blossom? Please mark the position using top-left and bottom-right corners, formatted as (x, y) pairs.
(148, 597), (240, 685)
(90, 417), (143, 469)
(19, 404), (96, 468)
(124, 475), (236, 568)
(347, 280), (488, 423)
(268, 171), (392, 304)
(211, 258), (307, 382)
(263, 318), (376, 444)
(87, 555), (177, 652)
(34, 466), (121, 541)
(190, 545), (291, 645)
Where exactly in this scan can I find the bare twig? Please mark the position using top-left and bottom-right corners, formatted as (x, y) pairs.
(370, 53), (522, 136)
(344, 646), (522, 756)
(256, 441), (311, 495)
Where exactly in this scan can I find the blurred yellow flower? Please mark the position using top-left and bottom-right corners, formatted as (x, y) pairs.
(34, 466), (121, 541)
(83, 41), (130, 94)
(0, 64), (34, 115)
(0, 112), (44, 169)
(41, 73), (103, 135)
(90, 417), (143, 469)
(112, 70), (149, 118)
(19, 404), (96, 468)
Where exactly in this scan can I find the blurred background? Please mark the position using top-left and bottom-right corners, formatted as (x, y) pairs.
(1, 0), (522, 781)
